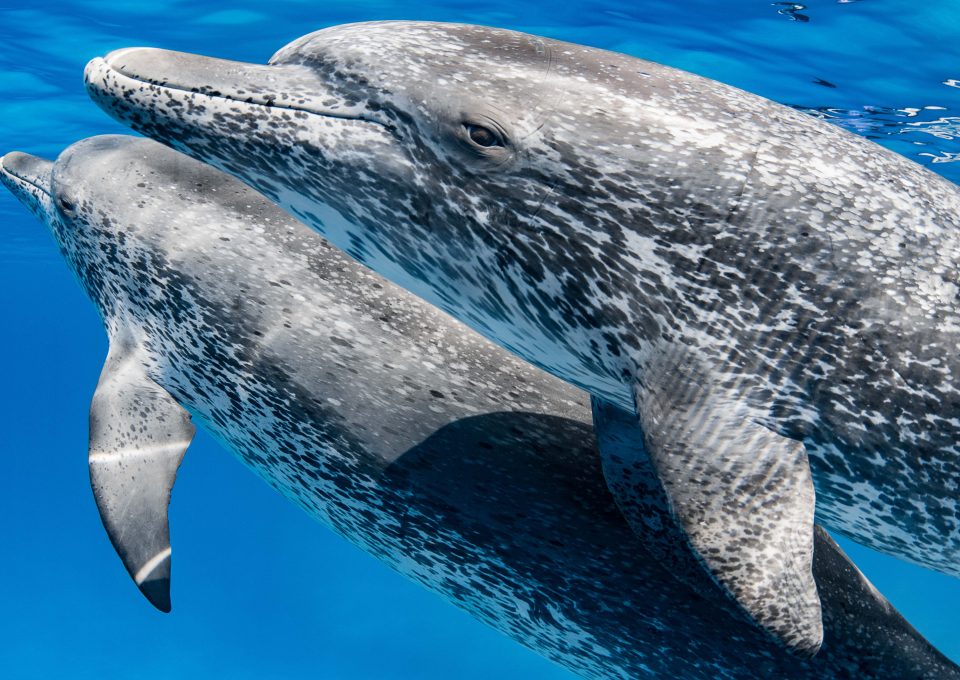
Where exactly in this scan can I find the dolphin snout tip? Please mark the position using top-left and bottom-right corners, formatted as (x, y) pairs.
(0, 151), (33, 180)
(0, 151), (18, 173)
(102, 47), (151, 69)
(83, 57), (111, 100)
(85, 48), (158, 88)
(0, 154), (13, 192)
(83, 56), (105, 76)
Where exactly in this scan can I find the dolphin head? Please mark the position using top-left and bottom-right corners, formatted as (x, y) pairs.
(2, 138), (142, 321)
(84, 21), (758, 371)
(2, 136), (235, 326)
(1, 146), (105, 298)
(84, 23), (566, 276)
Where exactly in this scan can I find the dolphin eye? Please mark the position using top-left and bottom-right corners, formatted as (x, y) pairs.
(464, 124), (502, 148)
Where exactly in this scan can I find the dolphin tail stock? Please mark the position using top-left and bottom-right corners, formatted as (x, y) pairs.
(591, 367), (822, 656)
(89, 334), (194, 612)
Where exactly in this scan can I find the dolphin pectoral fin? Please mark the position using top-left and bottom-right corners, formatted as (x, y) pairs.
(593, 388), (822, 656)
(89, 340), (194, 612)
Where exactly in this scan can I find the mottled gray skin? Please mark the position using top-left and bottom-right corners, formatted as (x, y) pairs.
(2, 135), (956, 679)
(84, 21), (960, 653)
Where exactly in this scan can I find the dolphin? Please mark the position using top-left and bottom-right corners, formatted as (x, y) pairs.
(2, 135), (957, 678)
(83, 21), (960, 654)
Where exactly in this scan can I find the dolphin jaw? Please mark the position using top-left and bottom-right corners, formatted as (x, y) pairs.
(87, 49), (390, 131)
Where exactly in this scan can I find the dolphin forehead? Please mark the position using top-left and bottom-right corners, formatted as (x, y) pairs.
(49, 136), (167, 236)
(54, 134), (281, 214)
(53, 135), (141, 186)
(268, 21), (648, 126)
(266, 22), (735, 110)
(267, 21), (762, 157)
(54, 135), (249, 205)
(270, 21), (557, 75)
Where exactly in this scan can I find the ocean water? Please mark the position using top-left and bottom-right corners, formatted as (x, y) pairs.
(1, 1), (959, 678)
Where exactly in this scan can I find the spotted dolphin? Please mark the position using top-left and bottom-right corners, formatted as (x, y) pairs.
(2, 134), (957, 679)
(84, 21), (960, 654)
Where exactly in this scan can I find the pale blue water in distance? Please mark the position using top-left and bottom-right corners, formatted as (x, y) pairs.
(1, 1), (959, 678)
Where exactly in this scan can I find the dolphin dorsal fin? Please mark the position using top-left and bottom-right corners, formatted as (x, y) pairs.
(88, 338), (194, 612)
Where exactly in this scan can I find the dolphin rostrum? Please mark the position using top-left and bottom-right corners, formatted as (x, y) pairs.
(2, 135), (957, 677)
(84, 21), (960, 654)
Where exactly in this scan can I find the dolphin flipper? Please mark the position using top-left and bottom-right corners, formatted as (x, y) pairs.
(593, 389), (821, 656)
(89, 338), (194, 612)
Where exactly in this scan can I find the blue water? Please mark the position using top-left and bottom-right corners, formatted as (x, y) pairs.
(1, 1), (959, 678)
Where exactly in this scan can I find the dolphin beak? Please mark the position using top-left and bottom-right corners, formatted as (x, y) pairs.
(85, 48), (364, 121)
(84, 47), (395, 213)
(0, 151), (55, 220)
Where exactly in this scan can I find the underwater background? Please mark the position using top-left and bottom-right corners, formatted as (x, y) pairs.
(1, 1), (959, 677)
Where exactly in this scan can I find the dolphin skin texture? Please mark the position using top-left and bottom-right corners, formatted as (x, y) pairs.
(2, 135), (957, 679)
(84, 21), (960, 655)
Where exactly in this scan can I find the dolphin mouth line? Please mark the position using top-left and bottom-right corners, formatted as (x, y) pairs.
(89, 56), (393, 133)
(0, 156), (51, 197)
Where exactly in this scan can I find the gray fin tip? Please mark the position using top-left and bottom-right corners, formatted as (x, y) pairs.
(134, 547), (172, 613)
